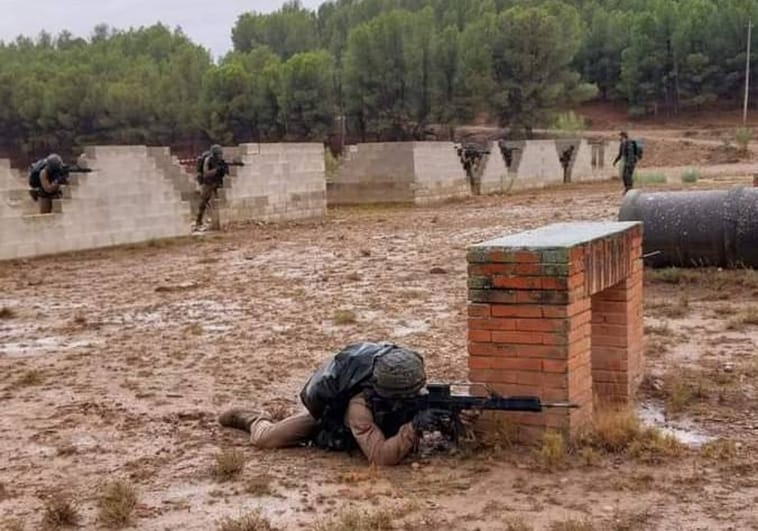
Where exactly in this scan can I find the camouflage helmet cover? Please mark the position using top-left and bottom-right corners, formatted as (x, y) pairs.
(210, 144), (223, 157)
(46, 153), (63, 173)
(372, 347), (426, 398)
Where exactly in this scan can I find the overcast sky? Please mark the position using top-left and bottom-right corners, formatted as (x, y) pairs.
(0, 0), (325, 59)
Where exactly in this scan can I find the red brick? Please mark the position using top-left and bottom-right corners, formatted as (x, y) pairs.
(468, 357), (494, 370)
(542, 373), (569, 389)
(516, 371), (546, 386)
(468, 343), (502, 357)
(485, 383), (544, 396)
(491, 358), (543, 371)
(469, 318), (517, 331)
(591, 300), (630, 314)
(468, 263), (515, 276)
(515, 251), (540, 263)
(516, 318), (567, 333)
(541, 277), (569, 290)
(542, 298), (591, 318)
(492, 276), (542, 290)
(542, 360), (568, 373)
(591, 323), (629, 337)
(513, 344), (567, 359)
(515, 263), (544, 275)
(516, 290), (569, 305)
(468, 303), (491, 318)
(491, 305), (543, 318)
(468, 329), (492, 343)
(591, 369), (630, 384)
(491, 331), (544, 345)
(567, 337), (592, 357)
(592, 334), (629, 348)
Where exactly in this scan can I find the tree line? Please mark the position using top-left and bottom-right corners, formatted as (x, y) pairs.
(1, 0), (757, 159)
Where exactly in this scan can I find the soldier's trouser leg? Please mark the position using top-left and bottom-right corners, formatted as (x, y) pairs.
(39, 197), (53, 214)
(195, 185), (214, 225)
(250, 411), (319, 449)
(622, 164), (635, 192)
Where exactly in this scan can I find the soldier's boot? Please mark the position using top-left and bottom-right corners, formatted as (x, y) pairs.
(218, 408), (263, 433)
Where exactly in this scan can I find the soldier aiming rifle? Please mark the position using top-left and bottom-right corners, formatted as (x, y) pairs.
(186, 145), (244, 232)
(28, 154), (94, 214)
(219, 341), (576, 466)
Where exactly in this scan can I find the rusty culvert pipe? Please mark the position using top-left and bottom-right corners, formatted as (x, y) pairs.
(618, 187), (758, 268)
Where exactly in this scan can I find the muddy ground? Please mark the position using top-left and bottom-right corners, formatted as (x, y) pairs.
(1, 177), (757, 531)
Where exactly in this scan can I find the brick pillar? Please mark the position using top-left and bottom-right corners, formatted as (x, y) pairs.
(467, 222), (643, 440)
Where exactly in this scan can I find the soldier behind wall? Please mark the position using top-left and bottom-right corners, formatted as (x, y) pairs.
(194, 144), (226, 232)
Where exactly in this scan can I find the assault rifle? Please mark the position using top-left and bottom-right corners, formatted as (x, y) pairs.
(56, 164), (94, 184)
(369, 383), (578, 442)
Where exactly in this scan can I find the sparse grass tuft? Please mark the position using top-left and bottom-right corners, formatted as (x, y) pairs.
(0, 306), (16, 319)
(504, 517), (535, 531)
(244, 474), (275, 496)
(735, 126), (753, 154)
(2, 518), (24, 531)
(536, 431), (567, 470)
(97, 480), (138, 528)
(634, 172), (667, 185)
(41, 492), (80, 529)
(727, 306), (758, 330)
(581, 405), (683, 463)
(312, 508), (393, 531)
(217, 510), (279, 531)
(647, 267), (683, 284)
(664, 371), (708, 414)
(477, 414), (519, 450)
(14, 369), (45, 388)
(213, 449), (246, 481)
(345, 272), (361, 282)
(549, 518), (595, 531)
(579, 446), (600, 467)
(680, 168), (700, 183)
(700, 439), (739, 461)
(332, 309), (357, 325)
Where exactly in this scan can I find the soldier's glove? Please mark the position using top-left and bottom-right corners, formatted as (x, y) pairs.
(412, 409), (450, 434)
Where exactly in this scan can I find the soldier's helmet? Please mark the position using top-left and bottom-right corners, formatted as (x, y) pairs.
(372, 347), (426, 398)
(46, 154), (63, 173)
(210, 144), (223, 158)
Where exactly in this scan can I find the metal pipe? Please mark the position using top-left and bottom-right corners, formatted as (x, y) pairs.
(618, 187), (758, 268)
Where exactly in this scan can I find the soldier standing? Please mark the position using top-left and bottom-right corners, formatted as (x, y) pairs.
(194, 144), (227, 231)
(613, 132), (642, 194)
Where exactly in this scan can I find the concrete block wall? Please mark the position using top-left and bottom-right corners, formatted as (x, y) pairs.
(467, 222), (644, 441)
(327, 143), (417, 205)
(478, 143), (510, 195)
(0, 146), (192, 261)
(500, 140), (565, 190)
(411, 142), (471, 204)
(218, 143), (326, 224)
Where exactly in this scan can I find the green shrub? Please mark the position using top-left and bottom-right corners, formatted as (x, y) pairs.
(552, 111), (586, 137)
(634, 172), (667, 185)
(735, 127), (752, 153)
(680, 168), (700, 183)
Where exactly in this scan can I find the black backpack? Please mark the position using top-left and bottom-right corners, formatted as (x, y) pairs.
(300, 342), (399, 450)
(28, 158), (47, 188)
(632, 140), (643, 160)
(195, 152), (209, 184)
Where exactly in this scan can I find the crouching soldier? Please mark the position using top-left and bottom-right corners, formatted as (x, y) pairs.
(219, 342), (443, 466)
(28, 154), (65, 214)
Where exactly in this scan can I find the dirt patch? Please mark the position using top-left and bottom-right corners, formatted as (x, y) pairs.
(1, 180), (757, 530)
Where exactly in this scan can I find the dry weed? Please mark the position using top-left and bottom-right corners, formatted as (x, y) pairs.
(700, 439), (739, 461)
(663, 371), (709, 414)
(217, 510), (279, 531)
(345, 272), (361, 281)
(549, 517), (595, 531)
(312, 508), (393, 531)
(213, 449), (246, 481)
(41, 492), (80, 529)
(13, 370), (45, 388)
(97, 480), (138, 528)
(332, 310), (357, 325)
(504, 516), (534, 531)
(581, 405), (683, 463)
(536, 431), (567, 470)
(0, 306), (16, 319)
(2, 518), (25, 531)
(610, 509), (654, 531)
(244, 474), (275, 496)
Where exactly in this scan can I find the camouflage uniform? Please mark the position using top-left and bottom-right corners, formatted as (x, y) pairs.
(195, 145), (226, 229)
(219, 347), (425, 466)
(37, 155), (64, 214)
(614, 138), (639, 193)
